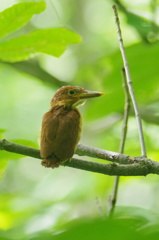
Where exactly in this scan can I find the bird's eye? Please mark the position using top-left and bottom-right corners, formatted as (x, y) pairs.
(68, 90), (75, 95)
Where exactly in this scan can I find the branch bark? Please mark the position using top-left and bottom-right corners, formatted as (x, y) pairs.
(1, 139), (159, 176)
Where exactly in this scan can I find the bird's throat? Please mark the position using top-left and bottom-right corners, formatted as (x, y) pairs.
(72, 99), (86, 108)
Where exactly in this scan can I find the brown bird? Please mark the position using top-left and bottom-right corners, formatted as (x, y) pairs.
(40, 86), (103, 168)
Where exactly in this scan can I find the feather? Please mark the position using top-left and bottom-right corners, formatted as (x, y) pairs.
(40, 86), (103, 168)
(40, 106), (81, 168)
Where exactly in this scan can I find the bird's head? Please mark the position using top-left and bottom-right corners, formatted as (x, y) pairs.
(50, 86), (103, 109)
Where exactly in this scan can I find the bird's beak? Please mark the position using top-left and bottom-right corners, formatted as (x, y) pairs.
(79, 90), (104, 99)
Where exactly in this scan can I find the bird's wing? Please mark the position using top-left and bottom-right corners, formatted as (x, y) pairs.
(40, 110), (59, 159)
(53, 109), (81, 160)
(40, 108), (81, 161)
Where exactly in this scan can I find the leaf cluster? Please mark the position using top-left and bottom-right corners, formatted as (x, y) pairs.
(0, 1), (81, 62)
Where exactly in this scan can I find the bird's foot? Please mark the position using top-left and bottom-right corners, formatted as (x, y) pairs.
(41, 156), (60, 169)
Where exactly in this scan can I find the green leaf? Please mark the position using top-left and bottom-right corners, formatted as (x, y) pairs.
(126, 12), (153, 41)
(0, 129), (6, 138)
(0, 1), (46, 39)
(0, 159), (8, 179)
(12, 139), (38, 149)
(0, 28), (82, 62)
(0, 139), (38, 162)
(81, 42), (159, 119)
(0, 148), (26, 179)
(31, 218), (146, 240)
(0, 151), (24, 161)
(115, 1), (158, 42)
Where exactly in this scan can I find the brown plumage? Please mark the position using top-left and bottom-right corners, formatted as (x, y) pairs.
(40, 86), (103, 168)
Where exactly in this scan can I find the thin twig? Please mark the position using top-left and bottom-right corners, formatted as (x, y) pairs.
(112, 5), (147, 157)
(109, 67), (131, 217)
(119, 68), (131, 154)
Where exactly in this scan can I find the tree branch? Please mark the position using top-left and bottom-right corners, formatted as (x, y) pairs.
(1, 139), (159, 176)
(112, 5), (147, 157)
(5, 60), (66, 88)
(109, 67), (131, 217)
(76, 144), (133, 164)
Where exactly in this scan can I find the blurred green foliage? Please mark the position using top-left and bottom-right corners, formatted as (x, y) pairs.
(0, 2), (46, 39)
(0, 1), (81, 62)
(1, 0), (159, 239)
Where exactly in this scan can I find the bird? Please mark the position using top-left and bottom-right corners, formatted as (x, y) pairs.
(40, 86), (103, 168)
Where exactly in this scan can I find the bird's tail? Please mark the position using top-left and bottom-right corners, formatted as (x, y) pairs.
(41, 155), (60, 168)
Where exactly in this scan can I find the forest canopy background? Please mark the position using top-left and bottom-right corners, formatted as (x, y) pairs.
(1, 0), (159, 239)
